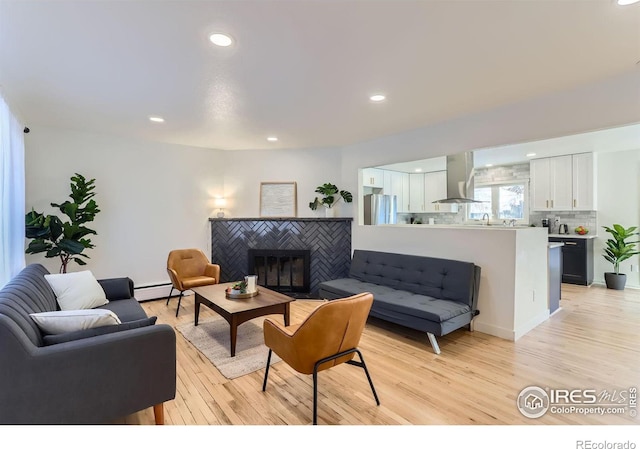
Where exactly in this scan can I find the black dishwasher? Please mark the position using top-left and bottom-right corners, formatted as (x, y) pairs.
(548, 236), (594, 286)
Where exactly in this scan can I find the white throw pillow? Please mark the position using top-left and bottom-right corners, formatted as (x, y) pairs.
(29, 309), (121, 334)
(44, 270), (108, 310)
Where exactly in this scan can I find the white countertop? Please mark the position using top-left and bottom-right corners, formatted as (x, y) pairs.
(548, 233), (598, 239)
(386, 224), (537, 230)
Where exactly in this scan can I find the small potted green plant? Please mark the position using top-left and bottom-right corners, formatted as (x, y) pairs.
(602, 224), (639, 290)
(308, 183), (352, 217)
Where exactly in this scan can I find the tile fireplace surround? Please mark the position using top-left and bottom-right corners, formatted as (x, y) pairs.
(209, 218), (352, 297)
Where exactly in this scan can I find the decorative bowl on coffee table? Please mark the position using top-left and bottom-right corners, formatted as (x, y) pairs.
(225, 287), (259, 299)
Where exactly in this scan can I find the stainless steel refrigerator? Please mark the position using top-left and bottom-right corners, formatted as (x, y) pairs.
(364, 194), (397, 225)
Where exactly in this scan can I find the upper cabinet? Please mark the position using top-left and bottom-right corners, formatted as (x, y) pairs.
(362, 168), (384, 188)
(530, 155), (572, 211)
(408, 173), (425, 212)
(406, 171), (457, 213)
(423, 171), (457, 213)
(571, 152), (596, 211)
(530, 153), (596, 211)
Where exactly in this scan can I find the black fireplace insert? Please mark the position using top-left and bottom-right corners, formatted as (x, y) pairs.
(248, 249), (311, 294)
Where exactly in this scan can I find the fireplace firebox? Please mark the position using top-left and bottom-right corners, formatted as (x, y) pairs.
(248, 249), (311, 294)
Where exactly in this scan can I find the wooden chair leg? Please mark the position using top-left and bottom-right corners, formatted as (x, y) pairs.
(153, 403), (165, 425)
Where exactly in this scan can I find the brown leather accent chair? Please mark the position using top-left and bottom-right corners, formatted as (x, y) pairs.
(262, 292), (380, 424)
(166, 249), (220, 317)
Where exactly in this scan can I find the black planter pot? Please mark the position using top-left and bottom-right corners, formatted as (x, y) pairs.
(604, 272), (627, 290)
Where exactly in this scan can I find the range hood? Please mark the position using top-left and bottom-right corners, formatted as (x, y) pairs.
(433, 152), (482, 204)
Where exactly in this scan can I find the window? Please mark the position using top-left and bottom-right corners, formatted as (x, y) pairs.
(468, 182), (528, 224)
(0, 93), (26, 288)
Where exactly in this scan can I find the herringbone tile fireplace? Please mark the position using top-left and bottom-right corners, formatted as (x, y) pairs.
(209, 218), (352, 297)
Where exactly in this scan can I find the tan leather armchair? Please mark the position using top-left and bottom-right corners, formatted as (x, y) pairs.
(262, 292), (380, 424)
(166, 248), (220, 317)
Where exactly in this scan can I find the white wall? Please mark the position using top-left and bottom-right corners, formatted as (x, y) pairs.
(24, 127), (224, 287)
(221, 146), (350, 218)
(594, 148), (640, 288)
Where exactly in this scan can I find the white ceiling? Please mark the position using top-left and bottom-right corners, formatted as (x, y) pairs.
(1, 0), (639, 151)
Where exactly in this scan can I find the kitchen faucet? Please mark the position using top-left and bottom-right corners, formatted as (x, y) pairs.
(482, 213), (490, 226)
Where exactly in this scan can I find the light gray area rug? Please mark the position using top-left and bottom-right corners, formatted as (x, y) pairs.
(176, 317), (281, 379)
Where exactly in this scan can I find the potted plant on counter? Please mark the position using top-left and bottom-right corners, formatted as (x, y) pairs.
(602, 224), (639, 290)
(309, 183), (353, 217)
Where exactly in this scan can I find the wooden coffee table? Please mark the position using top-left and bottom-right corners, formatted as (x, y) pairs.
(192, 283), (294, 357)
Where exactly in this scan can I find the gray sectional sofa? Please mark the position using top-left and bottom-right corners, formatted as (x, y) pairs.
(0, 263), (176, 424)
(318, 250), (481, 354)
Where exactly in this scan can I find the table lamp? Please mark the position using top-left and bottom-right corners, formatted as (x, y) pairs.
(214, 197), (226, 218)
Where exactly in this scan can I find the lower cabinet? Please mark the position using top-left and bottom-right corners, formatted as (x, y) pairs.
(548, 237), (594, 286)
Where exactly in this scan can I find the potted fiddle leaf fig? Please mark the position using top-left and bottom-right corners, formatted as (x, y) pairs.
(602, 224), (639, 290)
(309, 183), (352, 217)
(25, 173), (100, 273)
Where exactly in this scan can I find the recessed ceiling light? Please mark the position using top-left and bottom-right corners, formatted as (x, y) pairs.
(370, 94), (386, 102)
(617, 0), (640, 5)
(414, 168), (422, 172)
(149, 116), (164, 123)
(267, 136), (278, 142)
(485, 164), (494, 167)
(526, 152), (537, 157)
(209, 33), (233, 47)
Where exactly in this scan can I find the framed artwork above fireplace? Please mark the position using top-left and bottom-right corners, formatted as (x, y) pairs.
(260, 182), (297, 217)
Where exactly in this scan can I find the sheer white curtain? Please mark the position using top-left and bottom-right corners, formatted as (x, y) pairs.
(0, 94), (25, 288)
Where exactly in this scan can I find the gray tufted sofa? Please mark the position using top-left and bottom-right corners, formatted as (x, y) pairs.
(0, 263), (176, 424)
(318, 250), (481, 354)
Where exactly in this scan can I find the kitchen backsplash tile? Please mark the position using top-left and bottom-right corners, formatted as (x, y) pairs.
(530, 211), (598, 235)
(474, 163), (530, 184)
(398, 211), (461, 225)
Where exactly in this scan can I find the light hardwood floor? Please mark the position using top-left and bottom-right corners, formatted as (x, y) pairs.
(117, 283), (640, 425)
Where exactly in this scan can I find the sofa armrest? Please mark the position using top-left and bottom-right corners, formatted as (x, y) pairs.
(98, 277), (134, 300)
(0, 322), (176, 424)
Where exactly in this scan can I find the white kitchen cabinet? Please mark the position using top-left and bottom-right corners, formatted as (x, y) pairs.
(408, 171), (457, 213)
(530, 153), (596, 211)
(423, 170), (458, 213)
(530, 155), (572, 211)
(408, 173), (425, 212)
(400, 173), (410, 213)
(362, 168), (384, 188)
(384, 170), (409, 213)
(530, 158), (549, 211)
(572, 152), (596, 210)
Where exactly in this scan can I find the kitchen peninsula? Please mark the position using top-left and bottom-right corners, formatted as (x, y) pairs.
(353, 224), (550, 341)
